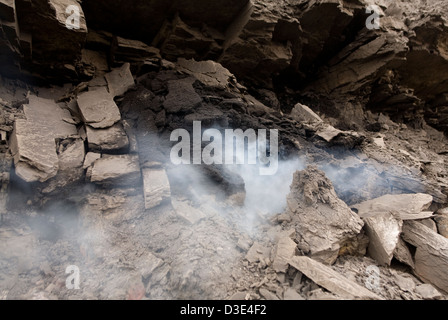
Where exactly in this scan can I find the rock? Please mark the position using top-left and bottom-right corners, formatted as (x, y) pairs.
(164, 77), (202, 113)
(153, 14), (221, 62)
(86, 123), (130, 154)
(171, 199), (206, 225)
(228, 292), (248, 300)
(176, 58), (235, 90)
(417, 218), (438, 233)
(434, 211), (448, 238)
(362, 212), (403, 266)
(245, 242), (270, 264)
(10, 120), (58, 183)
(402, 220), (448, 292)
(142, 168), (171, 210)
(272, 237), (297, 273)
(394, 274), (415, 292)
(89, 154), (141, 186)
(288, 256), (382, 300)
(41, 139), (86, 193)
(286, 166), (364, 265)
(415, 284), (444, 300)
(24, 96), (78, 139)
(393, 237), (415, 269)
(290, 103), (323, 124)
(135, 252), (164, 280)
(354, 193), (434, 218)
(77, 87), (122, 129)
(316, 125), (343, 143)
(83, 152), (102, 169)
(111, 36), (161, 65)
(105, 63), (135, 97)
(259, 288), (279, 300)
(0, 0), (15, 22)
(283, 288), (304, 300)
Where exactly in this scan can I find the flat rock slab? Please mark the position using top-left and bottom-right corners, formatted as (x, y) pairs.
(77, 87), (122, 129)
(142, 168), (171, 210)
(176, 58), (234, 90)
(363, 212), (403, 266)
(10, 119), (59, 183)
(288, 256), (382, 300)
(24, 95), (78, 139)
(402, 220), (448, 292)
(105, 63), (135, 97)
(171, 200), (206, 225)
(354, 193), (433, 217)
(86, 123), (129, 153)
(90, 154), (141, 186)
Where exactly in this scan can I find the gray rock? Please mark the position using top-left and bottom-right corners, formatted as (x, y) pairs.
(415, 283), (443, 300)
(288, 256), (382, 300)
(272, 237), (297, 273)
(290, 103), (323, 124)
(171, 199), (206, 225)
(354, 193), (434, 217)
(283, 288), (304, 300)
(24, 95), (78, 139)
(77, 87), (122, 129)
(164, 77), (202, 113)
(10, 120), (59, 183)
(259, 288), (279, 300)
(105, 63), (135, 97)
(286, 166), (364, 265)
(402, 220), (448, 292)
(83, 152), (102, 169)
(142, 168), (171, 210)
(90, 154), (141, 186)
(363, 212), (403, 266)
(394, 274), (415, 292)
(86, 123), (130, 154)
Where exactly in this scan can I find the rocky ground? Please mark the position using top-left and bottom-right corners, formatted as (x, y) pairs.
(1, 0), (448, 300)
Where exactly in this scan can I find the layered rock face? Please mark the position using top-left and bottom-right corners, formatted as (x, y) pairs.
(1, 0), (448, 131)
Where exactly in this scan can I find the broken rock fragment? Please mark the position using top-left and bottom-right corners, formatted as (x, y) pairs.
(77, 87), (122, 129)
(272, 237), (297, 273)
(286, 166), (364, 264)
(10, 120), (59, 183)
(90, 154), (141, 187)
(401, 220), (448, 292)
(105, 63), (135, 97)
(142, 168), (171, 210)
(164, 77), (202, 113)
(86, 123), (129, 154)
(362, 212), (403, 266)
(288, 256), (382, 300)
(171, 199), (206, 225)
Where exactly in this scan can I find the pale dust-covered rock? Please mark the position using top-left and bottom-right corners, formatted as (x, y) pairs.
(90, 154), (141, 186)
(142, 168), (171, 210)
(286, 166), (364, 265)
(77, 87), (122, 129)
